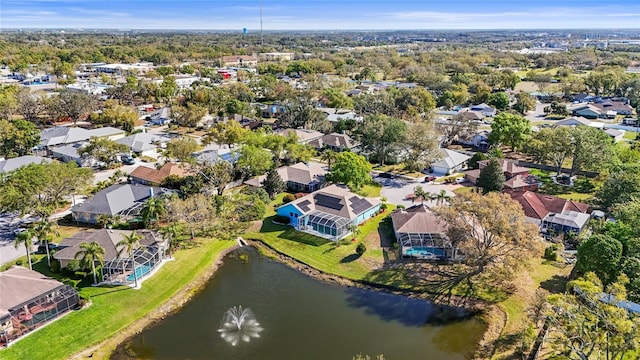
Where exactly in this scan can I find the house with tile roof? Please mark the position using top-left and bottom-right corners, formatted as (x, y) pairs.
(0, 267), (79, 346)
(465, 159), (539, 192)
(390, 204), (454, 260)
(276, 184), (381, 240)
(130, 163), (192, 186)
(508, 191), (591, 235)
(71, 184), (169, 225)
(244, 162), (328, 193)
(53, 229), (169, 286)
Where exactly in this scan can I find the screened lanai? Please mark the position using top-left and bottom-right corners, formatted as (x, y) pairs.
(1, 285), (79, 346)
(398, 232), (454, 260)
(299, 210), (352, 240)
(101, 245), (164, 285)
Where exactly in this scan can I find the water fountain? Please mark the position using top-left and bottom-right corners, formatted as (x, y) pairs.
(218, 305), (263, 346)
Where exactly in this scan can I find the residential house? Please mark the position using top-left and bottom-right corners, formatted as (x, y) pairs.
(459, 110), (484, 121)
(193, 149), (239, 165)
(39, 126), (125, 149)
(508, 191), (591, 235)
(130, 163), (191, 186)
(221, 55), (258, 68)
(115, 133), (166, 159)
(261, 104), (287, 118)
(458, 130), (490, 151)
(276, 184), (381, 240)
(71, 184), (169, 225)
(553, 117), (604, 129)
(570, 104), (602, 119)
(572, 93), (596, 103)
(604, 129), (625, 142)
(0, 156), (52, 173)
(465, 159), (539, 192)
(593, 100), (633, 116)
(430, 149), (470, 175)
(390, 204), (453, 260)
(53, 229), (169, 285)
(50, 143), (90, 167)
(308, 133), (359, 152)
(275, 128), (324, 144)
(0, 267), (79, 346)
(321, 108), (363, 124)
(469, 103), (497, 117)
(244, 162), (328, 192)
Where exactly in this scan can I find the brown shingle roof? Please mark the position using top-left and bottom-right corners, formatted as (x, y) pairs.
(54, 229), (161, 263)
(391, 204), (448, 234)
(478, 159), (530, 175)
(130, 163), (191, 185)
(0, 267), (65, 317)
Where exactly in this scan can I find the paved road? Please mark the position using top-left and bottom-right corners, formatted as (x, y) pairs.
(375, 176), (459, 207)
(524, 102), (547, 123)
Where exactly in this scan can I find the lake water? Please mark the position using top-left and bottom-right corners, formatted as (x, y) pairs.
(113, 247), (486, 360)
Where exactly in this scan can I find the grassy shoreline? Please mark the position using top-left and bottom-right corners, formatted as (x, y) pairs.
(0, 239), (236, 360)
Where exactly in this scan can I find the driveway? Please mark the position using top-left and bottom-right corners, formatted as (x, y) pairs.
(0, 212), (37, 265)
(92, 159), (156, 185)
(525, 102), (548, 123)
(375, 176), (459, 207)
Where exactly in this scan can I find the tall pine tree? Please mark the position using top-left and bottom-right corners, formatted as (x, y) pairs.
(476, 158), (505, 194)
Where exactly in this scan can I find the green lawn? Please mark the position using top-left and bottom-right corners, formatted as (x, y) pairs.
(358, 183), (382, 198)
(0, 239), (236, 360)
(624, 131), (638, 141)
(245, 208), (393, 281)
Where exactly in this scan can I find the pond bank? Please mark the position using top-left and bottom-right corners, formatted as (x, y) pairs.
(69, 244), (240, 360)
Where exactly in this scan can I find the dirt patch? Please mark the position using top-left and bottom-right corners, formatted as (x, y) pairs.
(69, 244), (239, 360)
(473, 305), (507, 360)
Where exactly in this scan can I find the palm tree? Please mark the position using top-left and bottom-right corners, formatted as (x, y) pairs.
(117, 231), (142, 288)
(348, 224), (361, 241)
(14, 229), (36, 270)
(159, 222), (180, 258)
(412, 186), (434, 205)
(435, 189), (452, 205)
(320, 150), (338, 171)
(74, 241), (105, 285)
(140, 197), (166, 228)
(96, 214), (112, 229)
(33, 220), (59, 267)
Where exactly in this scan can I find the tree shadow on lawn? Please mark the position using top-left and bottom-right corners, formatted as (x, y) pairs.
(540, 274), (569, 294)
(340, 253), (360, 263)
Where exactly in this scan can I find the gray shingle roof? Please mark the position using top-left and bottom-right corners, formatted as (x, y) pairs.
(71, 184), (167, 217)
(54, 229), (161, 263)
(0, 155), (52, 173)
(0, 267), (65, 317)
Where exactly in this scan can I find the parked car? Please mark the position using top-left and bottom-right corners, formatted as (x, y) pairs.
(424, 175), (437, 183)
(378, 172), (395, 179)
(37, 243), (59, 254)
(121, 154), (135, 165)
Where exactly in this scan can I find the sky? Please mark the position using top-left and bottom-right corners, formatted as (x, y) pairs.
(0, 0), (639, 30)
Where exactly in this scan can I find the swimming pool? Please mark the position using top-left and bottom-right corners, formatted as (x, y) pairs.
(404, 247), (446, 259)
(127, 263), (154, 281)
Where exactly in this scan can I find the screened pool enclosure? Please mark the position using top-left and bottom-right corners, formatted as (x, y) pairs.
(398, 232), (454, 260)
(299, 210), (353, 240)
(101, 245), (165, 285)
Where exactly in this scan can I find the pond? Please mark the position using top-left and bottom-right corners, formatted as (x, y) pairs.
(113, 247), (486, 360)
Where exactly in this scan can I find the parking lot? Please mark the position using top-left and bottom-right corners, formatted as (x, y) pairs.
(0, 212), (39, 265)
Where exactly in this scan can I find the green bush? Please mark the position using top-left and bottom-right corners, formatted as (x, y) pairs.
(397, 204), (406, 209)
(50, 258), (61, 273)
(15, 259), (23, 266)
(282, 194), (296, 203)
(380, 203), (388, 210)
(356, 242), (367, 256)
(544, 244), (558, 261)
